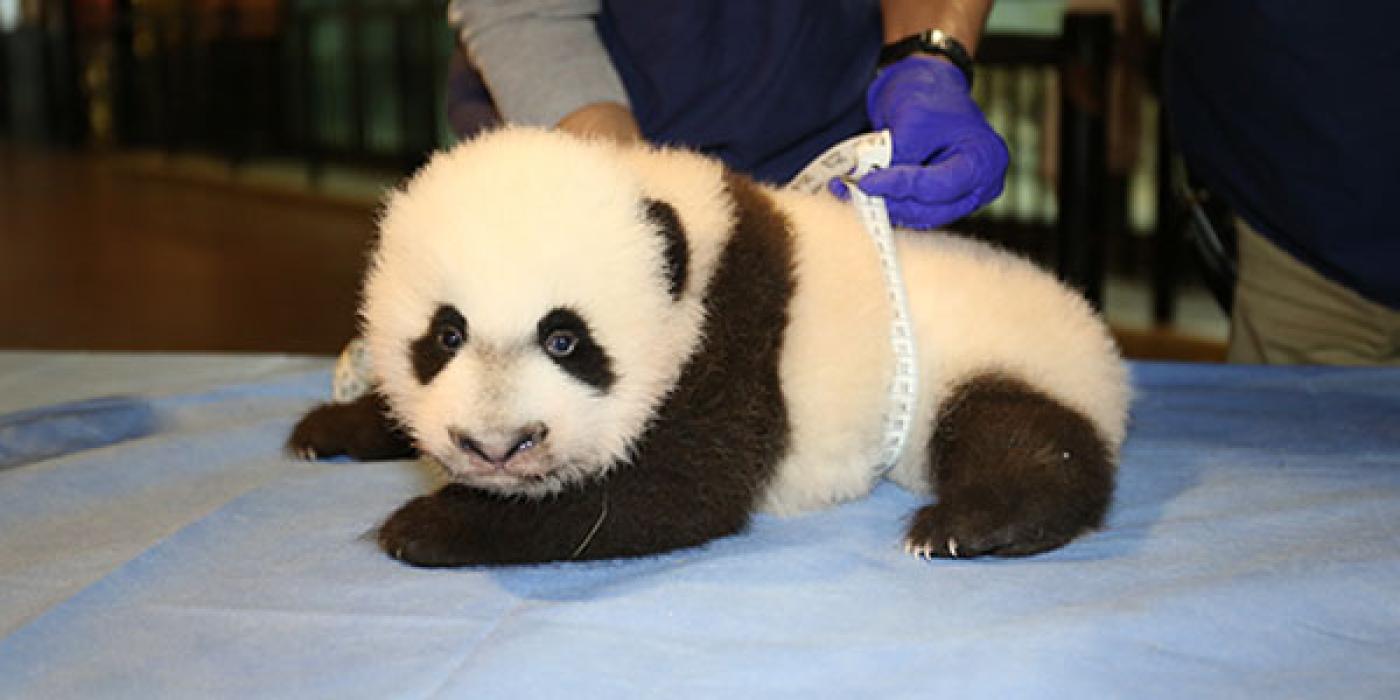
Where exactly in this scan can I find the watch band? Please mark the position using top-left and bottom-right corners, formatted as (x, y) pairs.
(878, 28), (975, 87)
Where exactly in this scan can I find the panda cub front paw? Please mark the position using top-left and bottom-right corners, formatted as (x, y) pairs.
(377, 486), (493, 567)
(286, 392), (416, 461)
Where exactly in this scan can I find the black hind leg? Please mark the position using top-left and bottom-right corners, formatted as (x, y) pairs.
(906, 374), (1114, 558)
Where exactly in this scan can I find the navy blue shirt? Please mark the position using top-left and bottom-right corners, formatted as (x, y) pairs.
(1165, 1), (1400, 309)
(598, 0), (881, 183)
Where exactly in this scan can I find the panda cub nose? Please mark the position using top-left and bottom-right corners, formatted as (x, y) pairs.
(449, 423), (549, 467)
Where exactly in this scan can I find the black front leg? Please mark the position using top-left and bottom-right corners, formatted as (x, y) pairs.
(378, 485), (608, 567)
(379, 462), (755, 567)
(287, 392), (416, 461)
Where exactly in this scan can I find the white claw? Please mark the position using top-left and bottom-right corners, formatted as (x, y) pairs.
(302, 447), (317, 461)
(904, 540), (926, 560)
(905, 539), (962, 561)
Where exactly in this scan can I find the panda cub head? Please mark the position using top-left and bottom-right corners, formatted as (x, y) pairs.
(362, 128), (707, 498)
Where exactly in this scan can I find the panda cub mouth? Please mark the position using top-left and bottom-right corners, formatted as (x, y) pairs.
(427, 446), (571, 497)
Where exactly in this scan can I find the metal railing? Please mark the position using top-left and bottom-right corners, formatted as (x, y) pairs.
(92, 0), (452, 174)
(960, 17), (1119, 308)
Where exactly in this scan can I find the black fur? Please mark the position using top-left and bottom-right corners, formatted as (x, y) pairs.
(906, 374), (1114, 558)
(537, 307), (616, 393)
(411, 305), (467, 384)
(288, 391), (416, 460)
(644, 198), (688, 300)
(376, 173), (797, 566)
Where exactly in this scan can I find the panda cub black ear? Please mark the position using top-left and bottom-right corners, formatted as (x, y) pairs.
(644, 198), (688, 301)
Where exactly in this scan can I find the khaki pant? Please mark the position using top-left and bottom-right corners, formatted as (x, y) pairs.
(1229, 220), (1400, 365)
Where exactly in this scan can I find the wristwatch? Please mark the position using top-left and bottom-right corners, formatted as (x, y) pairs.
(878, 28), (976, 87)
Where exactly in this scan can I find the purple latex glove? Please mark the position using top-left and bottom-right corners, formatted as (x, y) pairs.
(833, 55), (1009, 229)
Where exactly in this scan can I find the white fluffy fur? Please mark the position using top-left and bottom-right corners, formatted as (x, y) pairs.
(766, 189), (1130, 513)
(363, 127), (1130, 510)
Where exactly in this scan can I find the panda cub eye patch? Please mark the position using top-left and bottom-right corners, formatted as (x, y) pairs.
(537, 308), (616, 392)
(411, 305), (468, 384)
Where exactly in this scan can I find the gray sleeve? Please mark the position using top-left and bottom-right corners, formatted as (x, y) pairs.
(448, 0), (632, 128)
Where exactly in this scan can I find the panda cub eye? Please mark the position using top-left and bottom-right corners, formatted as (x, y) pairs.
(543, 329), (578, 358)
(437, 325), (465, 352)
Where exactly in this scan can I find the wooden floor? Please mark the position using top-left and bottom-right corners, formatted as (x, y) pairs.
(1, 145), (377, 354)
(0, 144), (1226, 361)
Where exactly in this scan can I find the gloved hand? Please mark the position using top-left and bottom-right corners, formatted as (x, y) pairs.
(833, 55), (1009, 230)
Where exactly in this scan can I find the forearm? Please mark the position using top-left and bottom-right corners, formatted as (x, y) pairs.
(880, 0), (995, 54)
(449, 0), (632, 129)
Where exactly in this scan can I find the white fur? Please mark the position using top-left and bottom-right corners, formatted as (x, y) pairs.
(363, 127), (1130, 511)
(764, 189), (1130, 512)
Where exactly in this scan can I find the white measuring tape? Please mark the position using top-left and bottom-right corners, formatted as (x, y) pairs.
(787, 131), (920, 478)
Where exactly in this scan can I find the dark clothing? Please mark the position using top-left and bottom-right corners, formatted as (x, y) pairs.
(1165, 1), (1400, 309)
(598, 0), (881, 183)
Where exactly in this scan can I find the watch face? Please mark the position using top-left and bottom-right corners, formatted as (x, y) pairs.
(921, 28), (951, 51)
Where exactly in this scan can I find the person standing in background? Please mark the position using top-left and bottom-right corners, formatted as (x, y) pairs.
(1165, 1), (1400, 365)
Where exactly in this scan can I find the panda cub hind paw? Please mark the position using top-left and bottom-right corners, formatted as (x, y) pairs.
(903, 501), (1084, 559)
(906, 374), (1117, 559)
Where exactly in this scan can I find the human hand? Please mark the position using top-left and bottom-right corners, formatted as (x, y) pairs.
(834, 55), (1009, 229)
(556, 101), (642, 143)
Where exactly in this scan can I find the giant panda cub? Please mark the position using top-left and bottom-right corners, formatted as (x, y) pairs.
(290, 127), (1130, 567)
